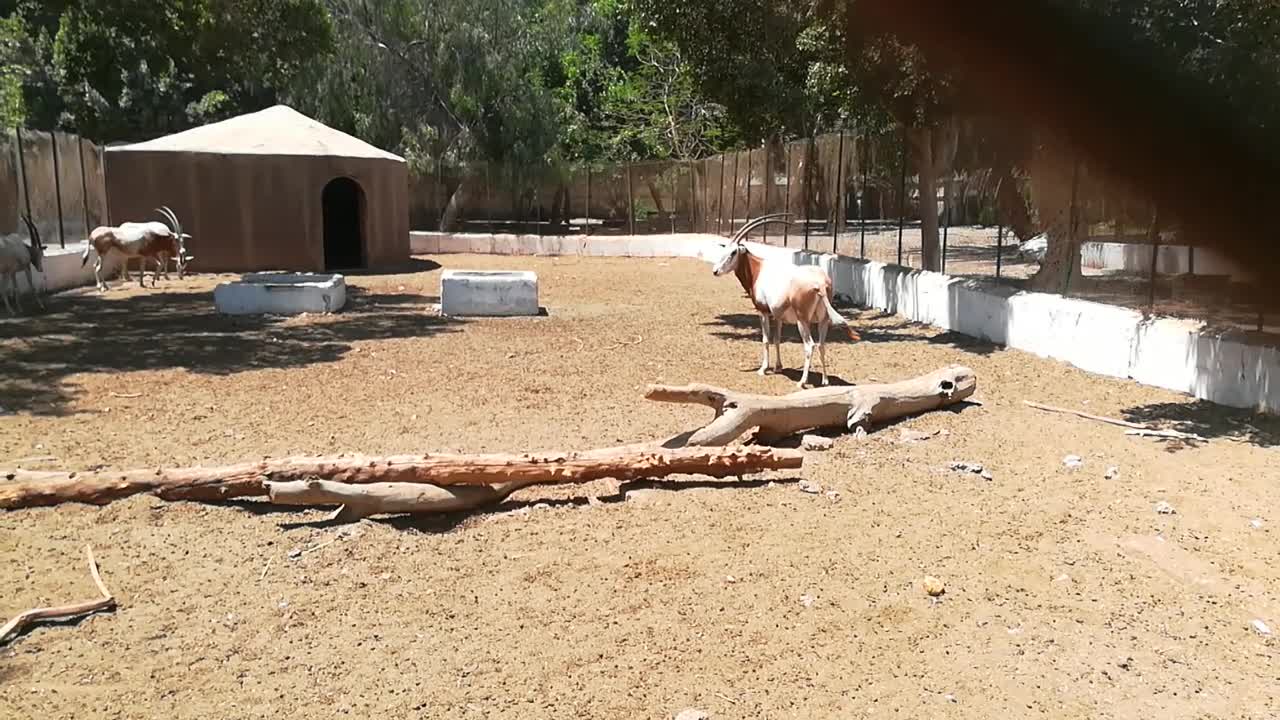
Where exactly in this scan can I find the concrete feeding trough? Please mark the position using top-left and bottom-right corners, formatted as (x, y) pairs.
(214, 272), (347, 315)
(440, 269), (539, 317)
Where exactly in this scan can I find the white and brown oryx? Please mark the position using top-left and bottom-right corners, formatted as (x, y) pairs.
(711, 213), (860, 387)
(81, 206), (193, 291)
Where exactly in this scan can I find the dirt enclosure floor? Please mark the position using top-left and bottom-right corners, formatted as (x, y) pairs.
(2, 255), (1279, 719)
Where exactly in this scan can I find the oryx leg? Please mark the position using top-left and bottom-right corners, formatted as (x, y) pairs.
(772, 316), (783, 372)
(816, 318), (830, 385)
(757, 314), (771, 375)
(795, 321), (816, 388)
(23, 265), (43, 309)
(0, 274), (12, 315)
(93, 254), (106, 291)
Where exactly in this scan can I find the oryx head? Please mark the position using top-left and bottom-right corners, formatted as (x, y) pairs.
(19, 214), (44, 273)
(156, 206), (194, 277)
(711, 213), (793, 276)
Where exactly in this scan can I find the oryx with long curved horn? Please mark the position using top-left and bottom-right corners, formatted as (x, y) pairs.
(0, 214), (46, 314)
(710, 213), (860, 387)
(81, 205), (194, 291)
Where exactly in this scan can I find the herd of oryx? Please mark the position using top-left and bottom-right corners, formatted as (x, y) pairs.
(4, 205), (850, 388)
(0, 206), (193, 314)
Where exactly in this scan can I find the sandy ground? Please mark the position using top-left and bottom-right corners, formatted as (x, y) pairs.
(2, 255), (1279, 719)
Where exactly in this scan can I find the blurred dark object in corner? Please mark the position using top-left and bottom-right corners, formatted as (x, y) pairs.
(853, 1), (1280, 308)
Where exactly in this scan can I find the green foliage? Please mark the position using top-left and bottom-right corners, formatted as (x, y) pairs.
(6, 0), (333, 138)
(0, 15), (31, 126)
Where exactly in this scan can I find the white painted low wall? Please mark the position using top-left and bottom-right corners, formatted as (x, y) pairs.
(1081, 241), (1251, 281)
(414, 230), (1280, 414)
(19, 241), (124, 296)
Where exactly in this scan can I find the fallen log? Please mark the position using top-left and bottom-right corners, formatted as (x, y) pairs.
(0, 445), (803, 510)
(266, 478), (546, 521)
(649, 364), (977, 446)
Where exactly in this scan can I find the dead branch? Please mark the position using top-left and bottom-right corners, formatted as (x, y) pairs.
(0, 445), (803, 510)
(648, 365), (977, 446)
(1024, 400), (1206, 441)
(0, 545), (116, 646)
(267, 478), (546, 521)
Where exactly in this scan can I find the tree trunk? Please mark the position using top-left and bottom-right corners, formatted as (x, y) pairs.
(646, 177), (668, 217)
(907, 122), (958, 272)
(0, 446), (803, 510)
(994, 164), (1036, 241)
(1027, 143), (1085, 293)
(648, 365), (977, 446)
(439, 177), (473, 232)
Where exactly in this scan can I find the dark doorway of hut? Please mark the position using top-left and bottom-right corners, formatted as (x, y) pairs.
(323, 177), (365, 270)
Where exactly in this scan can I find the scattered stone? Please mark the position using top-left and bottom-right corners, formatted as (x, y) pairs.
(1251, 619), (1272, 636)
(1063, 455), (1084, 469)
(824, 489), (842, 503)
(1053, 573), (1072, 584)
(1250, 518), (1264, 529)
(897, 428), (937, 444)
(724, 575), (737, 584)
(1104, 466), (1120, 480)
(799, 594), (816, 608)
(287, 548), (303, 560)
(922, 576), (946, 597)
(1154, 501), (1177, 515)
(979, 469), (994, 481)
(674, 710), (709, 720)
(798, 480), (823, 495)
(802, 434), (835, 451)
(943, 694), (957, 704)
(949, 461), (984, 475)
(1118, 657), (1133, 671)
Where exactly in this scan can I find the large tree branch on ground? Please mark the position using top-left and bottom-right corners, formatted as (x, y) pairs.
(0, 446), (803, 510)
(648, 365), (977, 446)
(265, 479), (545, 521)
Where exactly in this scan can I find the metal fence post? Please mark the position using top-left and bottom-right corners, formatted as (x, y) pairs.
(78, 137), (91, 238)
(833, 132), (845, 253)
(744, 148), (753, 227)
(804, 134), (815, 250)
(625, 163), (636, 236)
(995, 222), (1004, 279)
(717, 155), (726, 236)
(941, 173), (951, 273)
(50, 132), (66, 248)
(783, 143), (793, 246)
(762, 142), (771, 243)
(15, 127), (33, 222)
(729, 152), (740, 237)
(860, 135), (868, 260)
(896, 130), (907, 266)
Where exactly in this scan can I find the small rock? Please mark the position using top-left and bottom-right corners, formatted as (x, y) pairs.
(1250, 518), (1264, 529)
(1053, 573), (1072, 584)
(1063, 455), (1084, 469)
(798, 479), (823, 494)
(1154, 501), (1177, 515)
(1104, 466), (1120, 480)
(898, 428), (937, 444)
(922, 576), (946, 597)
(949, 461), (984, 475)
(287, 548), (302, 560)
(943, 694), (957, 704)
(674, 710), (709, 720)
(802, 434), (835, 451)
(824, 489), (842, 503)
(1251, 619), (1272, 636)
(724, 575), (737, 584)
(1118, 656), (1132, 670)
(979, 469), (994, 481)
(799, 594), (816, 608)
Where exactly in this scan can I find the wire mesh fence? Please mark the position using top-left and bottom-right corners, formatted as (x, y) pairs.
(408, 129), (1270, 338)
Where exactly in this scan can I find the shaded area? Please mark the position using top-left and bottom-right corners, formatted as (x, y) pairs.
(1121, 401), (1280, 448)
(704, 311), (1000, 357)
(0, 285), (461, 415)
